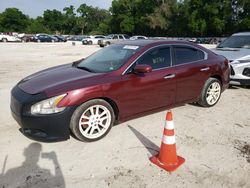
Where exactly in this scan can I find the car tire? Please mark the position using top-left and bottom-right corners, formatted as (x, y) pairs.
(198, 78), (222, 107)
(106, 42), (110, 46)
(2, 38), (7, 43)
(88, 41), (93, 45)
(70, 99), (115, 142)
(99, 44), (104, 47)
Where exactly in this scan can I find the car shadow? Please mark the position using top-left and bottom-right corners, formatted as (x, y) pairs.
(0, 143), (65, 188)
(127, 125), (159, 156)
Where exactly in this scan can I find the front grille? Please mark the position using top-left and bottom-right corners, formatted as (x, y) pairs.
(230, 65), (235, 75)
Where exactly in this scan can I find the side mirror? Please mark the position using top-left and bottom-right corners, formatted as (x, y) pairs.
(72, 58), (85, 67)
(133, 64), (152, 74)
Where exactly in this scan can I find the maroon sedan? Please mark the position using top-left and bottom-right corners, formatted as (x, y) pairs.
(11, 40), (230, 142)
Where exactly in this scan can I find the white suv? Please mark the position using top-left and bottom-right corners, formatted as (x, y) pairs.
(0, 34), (21, 42)
(212, 32), (250, 86)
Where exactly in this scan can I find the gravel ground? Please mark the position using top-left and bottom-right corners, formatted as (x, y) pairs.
(0, 43), (249, 188)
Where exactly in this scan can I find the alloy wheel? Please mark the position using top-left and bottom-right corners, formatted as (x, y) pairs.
(206, 82), (221, 105)
(78, 105), (111, 139)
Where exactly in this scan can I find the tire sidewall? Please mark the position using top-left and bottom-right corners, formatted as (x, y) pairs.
(70, 99), (115, 142)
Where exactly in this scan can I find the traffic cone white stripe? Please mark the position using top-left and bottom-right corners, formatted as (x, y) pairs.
(162, 135), (176, 145)
(165, 120), (174, 130)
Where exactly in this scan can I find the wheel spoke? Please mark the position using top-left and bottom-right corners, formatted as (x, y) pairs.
(81, 121), (89, 125)
(98, 122), (107, 129)
(100, 116), (108, 122)
(84, 125), (92, 134)
(96, 126), (101, 132)
(90, 126), (95, 135)
(95, 106), (99, 115)
(81, 115), (90, 120)
(99, 111), (107, 117)
(90, 107), (94, 116)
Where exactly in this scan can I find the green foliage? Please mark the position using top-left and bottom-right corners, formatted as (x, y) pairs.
(0, 8), (29, 32)
(0, 1), (250, 36)
(43, 9), (64, 33)
(26, 17), (50, 34)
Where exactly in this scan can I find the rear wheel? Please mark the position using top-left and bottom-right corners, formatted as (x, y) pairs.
(198, 78), (222, 107)
(2, 38), (7, 42)
(88, 41), (93, 45)
(70, 99), (115, 142)
(105, 42), (110, 46)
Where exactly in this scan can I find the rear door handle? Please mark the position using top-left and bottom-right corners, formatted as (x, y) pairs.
(164, 74), (176, 79)
(200, 67), (210, 71)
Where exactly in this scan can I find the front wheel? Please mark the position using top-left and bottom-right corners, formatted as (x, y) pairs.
(70, 99), (115, 142)
(198, 78), (222, 107)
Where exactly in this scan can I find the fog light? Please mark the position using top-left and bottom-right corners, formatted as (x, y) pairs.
(243, 68), (250, 77)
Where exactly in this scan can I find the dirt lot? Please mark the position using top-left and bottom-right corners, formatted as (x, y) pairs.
(0, 43), (249, 188)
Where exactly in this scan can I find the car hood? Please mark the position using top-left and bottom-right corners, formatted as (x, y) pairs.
(18, 63), (105, 96)
(211, 48), (250, 61)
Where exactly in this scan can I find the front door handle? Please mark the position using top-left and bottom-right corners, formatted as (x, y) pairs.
(164, 74), (176, 79)
(200, 67), (210, 71)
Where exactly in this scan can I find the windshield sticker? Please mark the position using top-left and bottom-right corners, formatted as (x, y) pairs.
(123, 45), (139, 50)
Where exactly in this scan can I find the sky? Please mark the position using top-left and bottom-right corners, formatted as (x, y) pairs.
(0, 0), (113, 18)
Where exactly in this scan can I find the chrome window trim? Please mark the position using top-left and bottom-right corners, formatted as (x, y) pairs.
(122, 43), (208, 75)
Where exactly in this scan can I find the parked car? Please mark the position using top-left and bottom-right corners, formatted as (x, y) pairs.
(53, 35), (67, 42)
(82, 35), (106, 45)
(67, 35), (88, 42)
(33, 34), (57, 42)
(18, 34), (34, 42)
(98, 34), (130, 47)
(130, 36), (148, 40)
(212, 32), (250, 86)
(0, 34), (21, 42)
(11, 40), (229, 142)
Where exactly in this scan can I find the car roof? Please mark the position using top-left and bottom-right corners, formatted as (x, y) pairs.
(232, 32), (250, 36)
(117, 39), (195, 47)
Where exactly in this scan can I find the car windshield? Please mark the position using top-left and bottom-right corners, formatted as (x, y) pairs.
(124, 35), (130, 39)
(77, 44), (141, 73)
(217, 35), (250, 48)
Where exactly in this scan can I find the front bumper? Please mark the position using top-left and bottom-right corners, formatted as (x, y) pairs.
(11, 86), (76, 142)
(230, 78), (250, 86)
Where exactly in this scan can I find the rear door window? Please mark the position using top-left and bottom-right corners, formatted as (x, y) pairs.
(173, 46), (205, 65)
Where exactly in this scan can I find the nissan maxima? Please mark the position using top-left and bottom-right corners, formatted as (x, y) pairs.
(10, 40), (230, 142)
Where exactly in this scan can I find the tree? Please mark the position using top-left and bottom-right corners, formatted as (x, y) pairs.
(26, 17), (50, 34)
(63, 5), (77, 34)
(0, 8), (29, 32)
(43, 9), (64, 34)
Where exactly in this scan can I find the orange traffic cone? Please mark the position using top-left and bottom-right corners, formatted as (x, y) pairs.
(150, 110), (185, 172)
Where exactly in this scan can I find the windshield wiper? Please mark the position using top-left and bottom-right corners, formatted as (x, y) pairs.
(216, 47), (239, 51)
(76, 66), (94, 73)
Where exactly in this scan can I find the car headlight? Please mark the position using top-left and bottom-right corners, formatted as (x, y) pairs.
(31, 94), (67, 115)
(232, 55), (250, 64)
